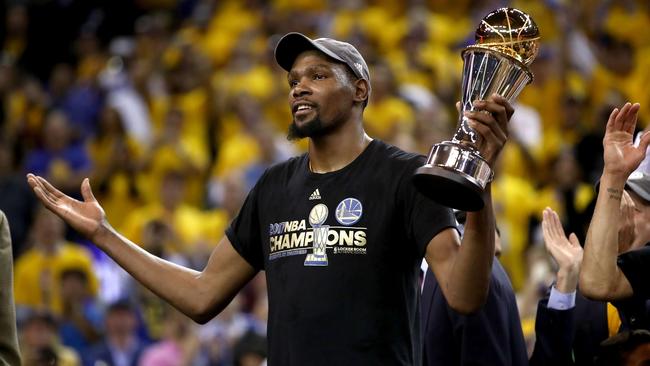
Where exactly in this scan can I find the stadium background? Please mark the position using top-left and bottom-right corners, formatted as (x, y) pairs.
(1, 0), (649, 364)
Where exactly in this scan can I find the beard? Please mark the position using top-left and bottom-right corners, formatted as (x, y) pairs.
(287, 116), (327, 140)
(287, 106), (349, 140)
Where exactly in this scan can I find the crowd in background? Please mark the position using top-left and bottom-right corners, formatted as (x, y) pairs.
(1, 0), (650, 364)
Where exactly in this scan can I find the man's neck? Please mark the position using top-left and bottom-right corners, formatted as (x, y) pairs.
(308, 121), (371, 173)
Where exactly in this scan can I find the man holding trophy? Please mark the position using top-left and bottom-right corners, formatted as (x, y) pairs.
(25, 8), (536, 366)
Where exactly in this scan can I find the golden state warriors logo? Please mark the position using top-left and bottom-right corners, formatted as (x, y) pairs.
(335, 198), (363, 226)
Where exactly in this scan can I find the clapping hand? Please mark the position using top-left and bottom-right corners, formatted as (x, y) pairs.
(542, 207), (583, 293)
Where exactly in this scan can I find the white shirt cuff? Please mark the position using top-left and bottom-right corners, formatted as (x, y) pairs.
(547, 286), (576, 310)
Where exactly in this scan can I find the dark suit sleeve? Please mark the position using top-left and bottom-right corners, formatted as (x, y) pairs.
(529, 298), (576, 366)
(423, 262), (528, 366)
(0, 211), (21, 366)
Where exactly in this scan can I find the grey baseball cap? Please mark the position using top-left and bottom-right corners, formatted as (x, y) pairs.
(626, 171), (650, 203)
(626, 132), (650, 203)
(274, 32), (371, 95)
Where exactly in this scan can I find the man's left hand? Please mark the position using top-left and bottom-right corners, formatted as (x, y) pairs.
(463, 93), (514, 166)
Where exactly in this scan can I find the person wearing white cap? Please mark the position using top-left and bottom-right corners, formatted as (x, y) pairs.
(581, 102), (650, 303)
(26, 32), (514, 365)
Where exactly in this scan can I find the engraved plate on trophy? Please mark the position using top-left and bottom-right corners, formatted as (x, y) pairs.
(412, 8), (540, 211)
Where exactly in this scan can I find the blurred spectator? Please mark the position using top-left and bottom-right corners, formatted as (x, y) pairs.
(1, 4), (28, 64)
(99, 53), (154, 147)
(14, 208), (98, 317)
(142, 107), (209, 206)
(517, 244), (555, 351)
(492, 166), (551, 291)
(537, 148), (595, 243)
(121, 169), (226, 260)
(135, 219), (193, 339)
(58, 31), (105, 141)
(58, 269), (103, 355)
(139, 305), (202, 366)
(0, 136), (37, 256)
(209, 95), (266, 182)
(88, 105), (144, 229)
(23, 110), (92, 194)
(85, 301), (149, 366)
(233, 331), (267, 366)
(199, 294), (267, 365)
(19, 311), (80, 366)
(364, 62), (415, 149)
(6, 74), (49, 156)
(48, 63), (75, 110)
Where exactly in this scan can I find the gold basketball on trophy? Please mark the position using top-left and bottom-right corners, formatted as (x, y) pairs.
(474, 8), (540, 66)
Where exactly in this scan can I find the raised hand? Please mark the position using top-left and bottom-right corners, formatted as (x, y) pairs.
(463, 93), (514, 166)
(542, 207), (583, 293)
(603, 102), (650, 180)
(26, 174), (107, 241)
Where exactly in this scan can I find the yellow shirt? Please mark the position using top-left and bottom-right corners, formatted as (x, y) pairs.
(363, 97), (415, 141)
(87, 136), (144, 228)
(493, 174), (554, 290)
(14, 243), (98, 315)
(120, 203), (228, 253)
(211, 131), (261, 178)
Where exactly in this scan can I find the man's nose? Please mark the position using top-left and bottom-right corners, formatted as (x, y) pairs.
(292, 80), (312, 98)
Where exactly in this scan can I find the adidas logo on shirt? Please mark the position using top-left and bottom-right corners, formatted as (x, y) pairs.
(309, 189), (321, 200)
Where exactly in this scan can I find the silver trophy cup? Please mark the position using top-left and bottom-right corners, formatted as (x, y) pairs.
(413, 8), (539, 211)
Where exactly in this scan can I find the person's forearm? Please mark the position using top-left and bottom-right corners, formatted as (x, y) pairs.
(450, 187), (495, 313)
(93, 224), (231, 323)
(580, 174), (631, 300)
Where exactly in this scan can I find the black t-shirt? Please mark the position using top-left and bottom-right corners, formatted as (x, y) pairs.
(226, 140), (456, 366)
(615, 247), (650, 331)
(618, 246), (650, 300)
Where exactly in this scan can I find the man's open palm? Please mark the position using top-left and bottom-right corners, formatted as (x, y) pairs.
(603, 102), (650, 179)
(27, 174), (106, 240)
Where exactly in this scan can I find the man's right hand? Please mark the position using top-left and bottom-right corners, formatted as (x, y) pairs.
(602, 102), (650, 181)
(26, 174), (108, 242)
(542, 207), (583, 293)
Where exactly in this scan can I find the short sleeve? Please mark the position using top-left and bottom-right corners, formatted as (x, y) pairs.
(398, 157), (457, 257)
(225, 175), (266, 270)
(617, 246), (650, 299)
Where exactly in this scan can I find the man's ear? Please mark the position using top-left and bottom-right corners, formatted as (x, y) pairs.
(353, 79), (369, 104)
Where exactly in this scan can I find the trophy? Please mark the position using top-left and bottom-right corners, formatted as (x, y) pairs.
(305, 204), (330, 266)
(413, 8), (540, 211)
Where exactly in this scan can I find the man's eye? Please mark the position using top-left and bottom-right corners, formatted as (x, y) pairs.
(289, 80), (298, 87)
(314, 74), (326, 80)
